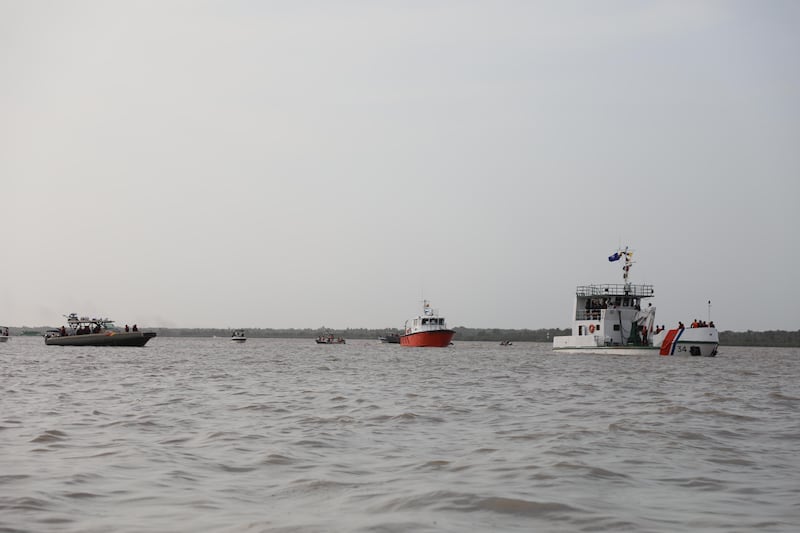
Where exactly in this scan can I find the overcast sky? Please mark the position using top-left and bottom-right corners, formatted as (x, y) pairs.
(2, 1), (798, 332)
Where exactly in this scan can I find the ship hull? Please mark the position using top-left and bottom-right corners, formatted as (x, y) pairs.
(553, 328), (718, 357)
(400, 329), (455, 348)
(552, 346), (660, 356)
(45, 332), (156, 347)
(658, 328), (718, 357)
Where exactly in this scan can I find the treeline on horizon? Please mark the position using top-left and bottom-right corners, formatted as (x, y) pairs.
(12, 326), (800, 347)
(152, 328), (800, 346)
(145, 327), (573, 342)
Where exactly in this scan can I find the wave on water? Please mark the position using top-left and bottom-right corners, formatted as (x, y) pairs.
(1, 339), (798, 532)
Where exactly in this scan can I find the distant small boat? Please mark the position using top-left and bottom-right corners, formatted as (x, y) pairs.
(316, 334), (345, 344)
(45, 313), (156, 347)
(231, 329), (246, 343)
(378, 333), (401, 344)
(400, 300), (455, 348)
(0, 326), (9, 343)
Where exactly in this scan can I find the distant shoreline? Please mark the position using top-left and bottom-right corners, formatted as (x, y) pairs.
(6, 327), (800, 347)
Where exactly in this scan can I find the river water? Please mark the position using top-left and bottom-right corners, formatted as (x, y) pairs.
(1, 337), (798, 532)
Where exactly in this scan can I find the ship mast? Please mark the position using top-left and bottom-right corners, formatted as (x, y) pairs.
(609, 246), (635, 287)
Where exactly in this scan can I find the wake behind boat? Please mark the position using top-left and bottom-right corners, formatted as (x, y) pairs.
(45, 313), (156, 347)
(552, 248), (718, 356)
(400, 300), (455, 348)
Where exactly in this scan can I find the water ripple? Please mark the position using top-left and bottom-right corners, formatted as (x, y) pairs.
(1, 338), (798, 532)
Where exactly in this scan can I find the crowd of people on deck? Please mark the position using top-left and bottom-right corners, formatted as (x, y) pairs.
(677, 320), (715, 330)
(316, 334), (345, 344)
(650, 319), (717, 334)
(74, 324), (102, 335)
(59, 323), (139, 336)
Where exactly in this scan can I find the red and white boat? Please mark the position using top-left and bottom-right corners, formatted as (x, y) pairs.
(400, 300), (455, 348)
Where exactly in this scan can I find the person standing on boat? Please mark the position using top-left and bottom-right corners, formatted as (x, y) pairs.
(125, 324), (130, 332)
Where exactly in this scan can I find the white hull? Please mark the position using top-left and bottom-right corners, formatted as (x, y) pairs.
(552, 346), (718, 356)
(554, 327), (718, 357)
(0, 336), (9, 343)
(553, 346), (660, 356)
(231, 337), (246, 343)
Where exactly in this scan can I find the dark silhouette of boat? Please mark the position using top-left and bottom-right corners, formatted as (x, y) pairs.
(378, 333), (401, 344)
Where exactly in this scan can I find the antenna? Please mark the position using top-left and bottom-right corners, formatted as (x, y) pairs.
(612, 246), (634, 286)
(708, 300), (711, 323)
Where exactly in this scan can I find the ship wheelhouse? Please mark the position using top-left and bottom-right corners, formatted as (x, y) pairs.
(408, 315), (447, 331)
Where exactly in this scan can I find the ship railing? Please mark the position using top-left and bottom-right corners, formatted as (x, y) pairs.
(578, 310), (604, 321)
(576, 284), (654, 298)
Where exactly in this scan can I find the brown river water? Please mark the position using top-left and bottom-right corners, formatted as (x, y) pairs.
(1, 337), (798, 532)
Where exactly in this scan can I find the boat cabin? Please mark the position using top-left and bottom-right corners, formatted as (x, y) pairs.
(570, 283), (656, 346)
(406, 313), (448, 333)
(62, 313), (119, 336)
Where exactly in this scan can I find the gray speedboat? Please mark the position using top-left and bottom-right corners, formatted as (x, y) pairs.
(45, 313), (156, 347)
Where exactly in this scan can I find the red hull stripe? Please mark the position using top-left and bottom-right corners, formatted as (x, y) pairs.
(659, 329), (681, 355)
(400, 330), (455, 348)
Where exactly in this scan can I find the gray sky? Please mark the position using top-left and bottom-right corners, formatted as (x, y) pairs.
(2, 1), (799, 332)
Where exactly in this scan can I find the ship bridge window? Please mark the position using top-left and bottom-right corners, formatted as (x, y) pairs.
(422, 318), (429, 325)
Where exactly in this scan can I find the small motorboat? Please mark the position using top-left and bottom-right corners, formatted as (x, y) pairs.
(378, 333), (401, 344)
(316, 334), (345, 344)
(231, 329), (247, 343)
